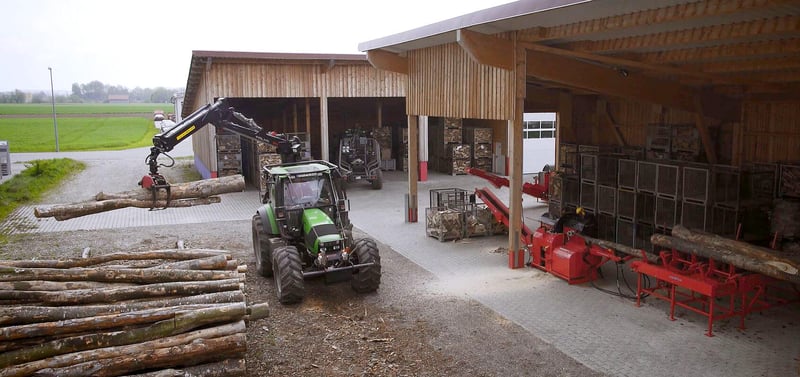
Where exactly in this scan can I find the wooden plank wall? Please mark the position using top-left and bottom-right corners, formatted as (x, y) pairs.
(741, 101), (800, 163)
(407, 43), (515, 120)
(201, 62), (405, 98)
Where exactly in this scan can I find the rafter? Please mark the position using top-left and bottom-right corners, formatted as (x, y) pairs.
(680, 56), (800, 73)
(523, 0), (789, 43)
(526, 50), (740, 121)
(366, 49), (408, 74)
(456, 29), (514, 70)
(724, 70), (800, 82)
(635, 38), (800, 64)
(559, 15), (800, 53)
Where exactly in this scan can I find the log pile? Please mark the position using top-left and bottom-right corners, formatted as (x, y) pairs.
(33, 175), (245, 221)
(0, 249), (267, 377)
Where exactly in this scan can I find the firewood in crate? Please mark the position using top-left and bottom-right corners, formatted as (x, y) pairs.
(426, 208), (464, 241)
(672, 126), (700, 152)
(370, 127), (393, 151)
(444, 117), (463, 129)
(216, 135), (241, 152)
(256, 141), (278, 154)
(443, 128), (462, 144)
(772, 199), (800, 240)
(464, 127), (492, 144)
(447, 144), (471, 160)
(259, 153), (283, 168)
(473, 143), (492, 159)
(780, 165), (800, 198)
(472, 158), (492, 172)
(442, 158), (471, 175)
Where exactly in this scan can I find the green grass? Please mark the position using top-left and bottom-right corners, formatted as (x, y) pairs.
(0, 117), (159, 152)
(0, 103), (173, 115)
(0, 158), (85, 227)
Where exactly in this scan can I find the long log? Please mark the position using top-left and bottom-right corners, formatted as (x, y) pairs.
(33, 174), (245, 221)
(581, 235), (659, 263)
(95, 175), (245, 201)
(121, 358), (246, 377)
(1, 323), (246, 377)
(0, 278), (243, 305)
(0, 304), (246, 368)
(0, 266), (241, 284)
(672, 225), (800, 275)
(0, 291), (245, 326)
(650, 234), (800, 285)
(0, 302), (245, 342)
(0, 249), (232, 269)
(0, 280), (136, 291)
(35, 197), (221, 221)
(148, 255), (229, 270)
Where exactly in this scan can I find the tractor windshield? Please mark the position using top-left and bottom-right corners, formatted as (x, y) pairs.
(283, 175), (334, 208)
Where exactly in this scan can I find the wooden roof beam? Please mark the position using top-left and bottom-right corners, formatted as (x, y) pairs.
(526, 50), (740, 121)
(559, 15), (800, 53)
(526, 0), (789, 43)
(635, 38), (800, 64)
(366, 49), (408, 74)
(456, 29), (514, 70)
(680, 56), (800, 74)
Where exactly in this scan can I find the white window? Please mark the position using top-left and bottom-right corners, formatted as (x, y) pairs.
(524, 120), (556, 139)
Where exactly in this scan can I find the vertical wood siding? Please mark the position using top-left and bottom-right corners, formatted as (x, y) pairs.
(407, 43), (515, 120)
(741, 101), (800, 163)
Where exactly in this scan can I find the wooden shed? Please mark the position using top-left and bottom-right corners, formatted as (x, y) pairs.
(182, 51), (406, 184)
(359, 0), (800, 257)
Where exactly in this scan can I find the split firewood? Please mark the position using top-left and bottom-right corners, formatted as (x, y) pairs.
(33, 175), (245, 221)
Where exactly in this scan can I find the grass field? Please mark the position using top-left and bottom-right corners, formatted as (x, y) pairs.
(0, 103), (173, 115)
(0, 117), (159, 152)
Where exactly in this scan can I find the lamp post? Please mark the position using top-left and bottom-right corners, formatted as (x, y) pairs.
(48, 67), (59, 152)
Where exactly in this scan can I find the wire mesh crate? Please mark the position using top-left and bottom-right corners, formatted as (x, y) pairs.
(597, 185), (616, 215)
(656, 163), (680, 197)
(683, 167), (710, 203)
(597, 213), (616, 242)
(680, 201), (709, 232)
(548, 199), (562, 219)
(655, 196), (678, 228)
(597, 155), (619, 186)
(429, 188), (470, 210)
(425, 207), (464, 242)
(634, 222), (655, 252)
(616, 217), (635, 247)
(711, 205), (739, 238)
(712, 165), (741, 207)
(637, 161), (657, 193)
(636, 192), (656, 224)
(617, 188), (636, 219)
(778, 163), (800, 199)
(563, 176), (580, 206)
(580, 181), (596, 211)
(581, 154), (597, 182)
(618, 159), (637, 189)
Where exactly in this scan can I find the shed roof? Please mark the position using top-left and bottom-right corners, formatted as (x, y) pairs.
(183, 51), (369, 114)
(359, 0), (800, 101)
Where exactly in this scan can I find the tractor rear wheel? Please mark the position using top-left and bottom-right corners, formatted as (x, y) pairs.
(351, 238), (381, 293)
(371, 169), (383, 190)
(272, 245), (305, 304)
(252, 215), (273, 277)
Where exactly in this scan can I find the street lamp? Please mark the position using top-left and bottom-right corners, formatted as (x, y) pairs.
(48, 67), (59, 152)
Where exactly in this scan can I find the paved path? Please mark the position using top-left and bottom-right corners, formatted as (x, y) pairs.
(2, 148), (799, 377)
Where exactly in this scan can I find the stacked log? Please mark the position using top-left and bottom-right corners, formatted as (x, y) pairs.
(0, 249), (267, 377)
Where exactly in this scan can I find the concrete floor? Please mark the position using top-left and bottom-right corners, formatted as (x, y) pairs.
(3, 149), (799, 377)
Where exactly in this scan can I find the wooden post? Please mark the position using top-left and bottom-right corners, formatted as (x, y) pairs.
(556, 92), (573, 170)
(693, 96), (718, 165)
(508, 40), (526, 268)
(320, 96), (329, 162)
(292, 101), (298, 134)
(407, 115), (419, 223)
(305, 98), (312, 158)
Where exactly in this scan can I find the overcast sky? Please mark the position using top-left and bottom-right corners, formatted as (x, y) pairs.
(1, 0), (514, 93)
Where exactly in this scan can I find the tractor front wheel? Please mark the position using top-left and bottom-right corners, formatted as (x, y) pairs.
(252, 215), (272, 277)
(351, 238), (381, 293)
(272, 245), (305, 304)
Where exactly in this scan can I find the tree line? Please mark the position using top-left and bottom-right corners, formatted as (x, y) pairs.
(0, 81), (181, 104)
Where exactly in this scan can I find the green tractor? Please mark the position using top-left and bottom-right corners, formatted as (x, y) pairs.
(251, 160), (381, 304)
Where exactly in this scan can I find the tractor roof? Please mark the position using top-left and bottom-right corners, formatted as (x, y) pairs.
(264, 162), (332, 176)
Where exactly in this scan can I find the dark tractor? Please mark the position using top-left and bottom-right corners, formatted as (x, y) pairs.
(251, 160), (381, 304)
(338, 129), (383, 190)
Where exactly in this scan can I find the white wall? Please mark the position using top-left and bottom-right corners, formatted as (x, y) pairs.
(523, 113), (556, 174)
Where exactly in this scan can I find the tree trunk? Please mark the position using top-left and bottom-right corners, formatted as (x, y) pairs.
(650, 234), (800, 284)
(581, 235), (659, 263)
(148, 255), (229, 271)
(33, 175), (245, 221)
(120, 359), (246, 377)
(0, 280), (136, 291)
(0, 305), (245, 368)
(0, 291), (245, 326)
(671, 225), (800, 275)
(2, 324), (246, 377)
(0, 278), (243, 305)
(95, 175), (245, 201)
(0, 266), (242, 284)
(0, 250), (231, 269)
